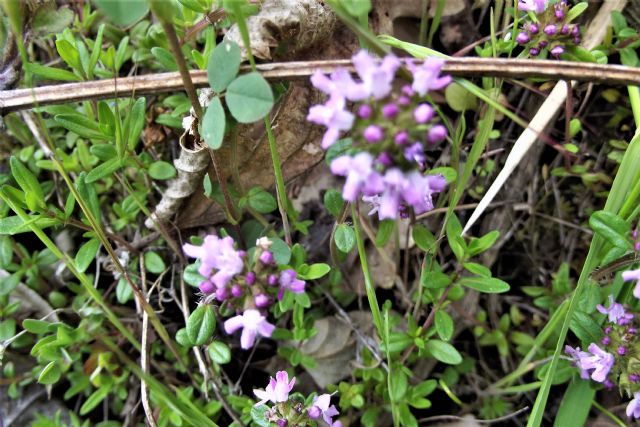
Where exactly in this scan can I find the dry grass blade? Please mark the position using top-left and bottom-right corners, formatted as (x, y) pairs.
(2, 59), (640, 114)
(462, 0), (629, 235)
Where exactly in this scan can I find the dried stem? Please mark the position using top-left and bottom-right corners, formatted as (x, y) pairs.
(4, 59), (640, 114)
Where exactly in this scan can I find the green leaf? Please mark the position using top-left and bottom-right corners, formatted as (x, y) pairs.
(148, 161), (177, 180)
(144, 251), (166, 274)
(75, 238), (101, 273)
(54, 114), (107, 140)
(80, 384), (112, 415)
(413, 224), (435, 252)
(0, 273), (20, 295)
(468, 230), (500, 256)
(250, 405), (272, 427)
(176, 328), (192, 347)
(566, 2), (588, 22)
(389, 369), (408, 402)
(208, 40), (241, 93)
(151, 47), (178, 71)
(207, 341), (231, 364)
(38, 361), (62, 385)
(435, 311), (454, 341)
(90, 144), (117, 161)
(201, 96), (226, 150)
(184, 263), (205, 287)
(226, 72), (274, 123)
(421, 271), (451, 289)
(323, 189), (344, 218)
(375, 219), (395, 247)
(297, 263), (331, 280)
(10, 157), (45, 210)
(589, 210), (630, 248)
(334, 224), (356, 253)
(425, 339), (462, 364)
(270, 238), (291, 265)
(23, 319), (51, 334)
(0, 236), (13, 268)
(93, 0), (149, 26)
(341, 0), (371, 17)
(445, 82), (478, 112)
(125, 98), (146, 150)
(116, 277), (133, 304)
(55, 39), (81, 72)
(25, 62), (80, 81)
(463, 262), (491, 277)
(429, 167), (457, 183)
(85, 158), (122, 183)
(88, 24), (105, 79)
(460, 276), (510, 293)
(187, 305), (216, 346)
(0, 215), (58, 235)
(247, 187), (277, 213)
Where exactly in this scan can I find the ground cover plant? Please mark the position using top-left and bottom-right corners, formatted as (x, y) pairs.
(1, 0), (640, 425)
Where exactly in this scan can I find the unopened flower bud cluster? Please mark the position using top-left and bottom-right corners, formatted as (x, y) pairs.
(516, 0), (581, 57)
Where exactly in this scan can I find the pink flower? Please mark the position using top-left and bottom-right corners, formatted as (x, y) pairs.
(253, 371), (296, 406)
(330, 153), (384, 202)
(627, 392), (640, 419)
(404, 173), (447, 215)
(310, 69), (368, 102)
(352, 50), (401, 100)
(308, 394), (341, 426)
(224, 309), (275, 350)
(307, 94), (355, 149)
(597, 295), (633, 325)
(518, 0), (547, 13)
(565, 345), (592, 379)
(577, 343), (614, 383)
(378, 169), (409, 220)
(183, 235), (244, 289)
(408, 58), (452, 96)
(278, 269), (306, 300)
(622, 269), (640, 299)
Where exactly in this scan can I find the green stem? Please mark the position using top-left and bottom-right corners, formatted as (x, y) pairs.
(352, 203), (383, 335)
(0, 193), (141, 351)
(628, 86), (640, 129)
(231, 3), (292, 245)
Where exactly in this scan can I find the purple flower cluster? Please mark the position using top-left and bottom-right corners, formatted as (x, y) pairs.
(183, 235), (307, 349)
(307, 50), (450, 219)
(254, 371), (342, 426)
(566, 284), (640, 419)
(516, 0), (581, 58)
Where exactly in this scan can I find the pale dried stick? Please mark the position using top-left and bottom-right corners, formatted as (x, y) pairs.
(462, 0), (628, 234)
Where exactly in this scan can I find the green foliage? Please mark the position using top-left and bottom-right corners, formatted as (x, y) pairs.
(225, 72), (275, 123)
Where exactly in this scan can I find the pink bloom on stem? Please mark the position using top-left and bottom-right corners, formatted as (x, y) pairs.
(308, 394), (341, 426)
(622, 269), (640, 299)
(362, 195), (381, 217)
(330, 153), (384, 202)
(183, 235), (244, 289)
(518, 0), (547, 13)
(224, 309), (275, 350)
(253, 371), (296, 406)
(352, 50), (401, 100)
(310, 69), (368, 101)
(307, 94), (355, 149)
(597, 295), (633, 325)
(565, 346), (593, 379)
(577, 343), (614, 383)
(278, 269), (306, 300)
(403, 173), (447, 215)
(408, 58), (452, 96)
(378, 169), (409, 220)
(627, 392), (640, 419)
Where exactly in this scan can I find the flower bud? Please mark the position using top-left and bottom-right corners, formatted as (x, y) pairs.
(516, 32), (530, 44)
(377, 152), (393, 167)
(544, 24), (557, 36)
(358, 104), (373, 119)
(382, 103), (399, 118)
(550, 45), (564, 56)
(428, 125), (447, 144)
(529, 23), (539, 34)
(529, 47), (540, 56)
(413, 104), (434, 124)
(255, 294), (270, 308)
(245, 271), (256, 286)
(215, 287), (229, 301)
(363, 125), (384, 143)
(267, 274), (278, 286)
(394, 131), (409, 146)
(259, 251), (274, 265)
(199, 280), (215, 294)
(231, 284), (243, 298)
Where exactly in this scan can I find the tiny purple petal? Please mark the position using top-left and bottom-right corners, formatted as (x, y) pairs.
(413, 103), (434, 124)
(428, 124), (447, 144)
(363, 125), (384, 143)
(358, 104), (373, 119)
(382, 103), (399, 118)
